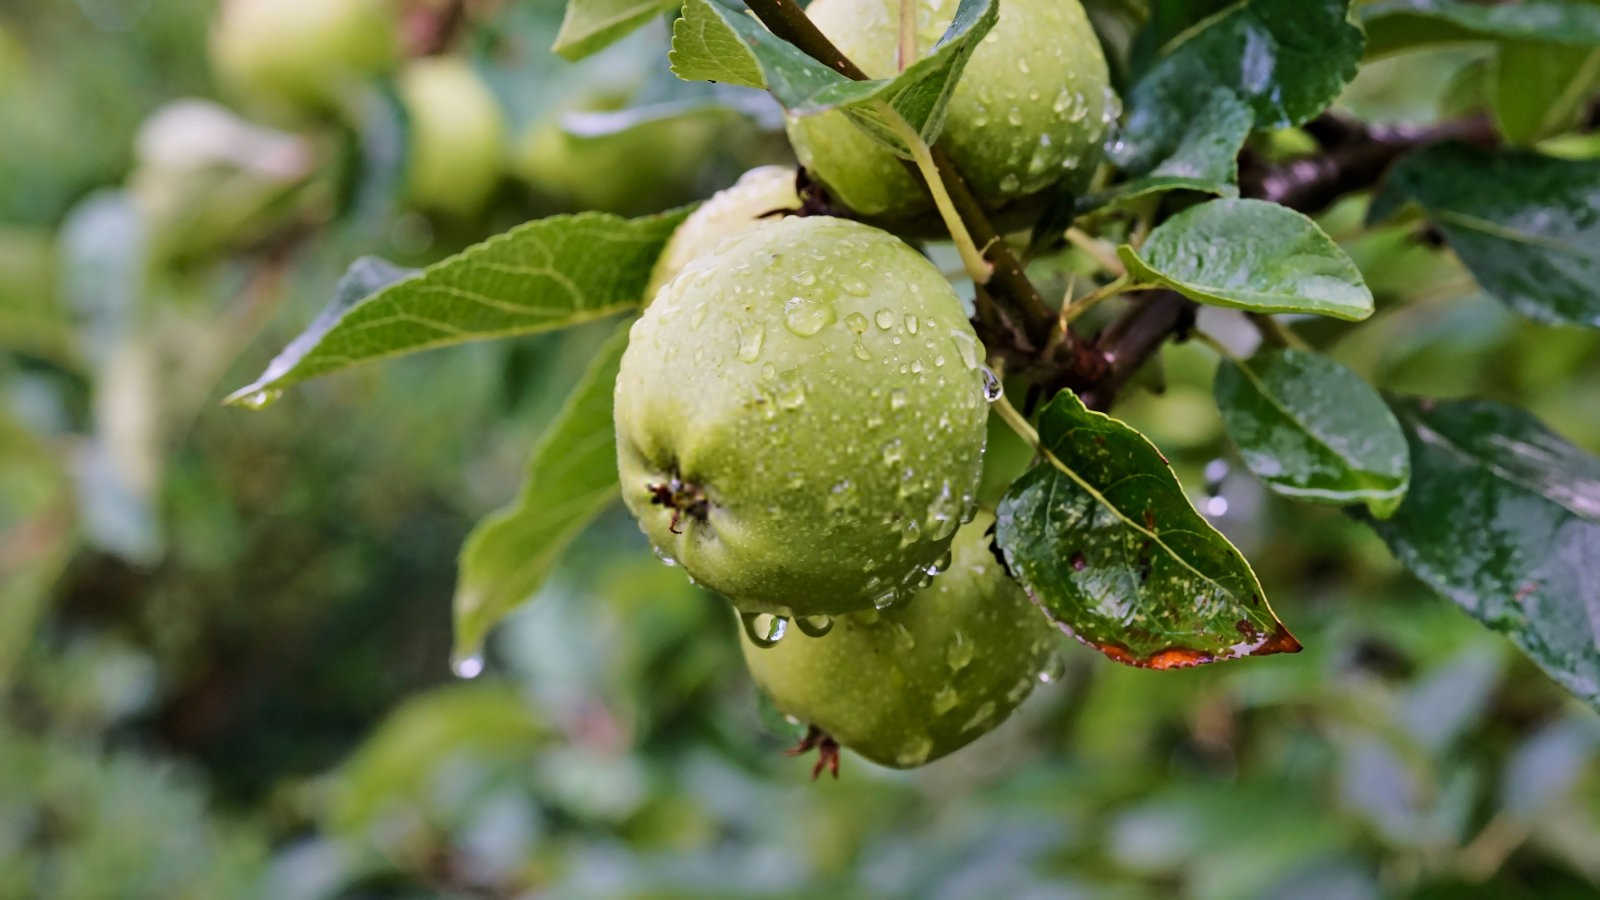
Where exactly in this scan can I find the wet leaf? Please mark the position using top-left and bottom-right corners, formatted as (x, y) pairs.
(226, 208), (687, 405)
(1372, 397), (1600, 710)
(669, 0), (997, 151)
(1362, 0), (1600, 57)
(452, 321), (630, 663)
(1119, 198), (1373, 320)
(1110, 0), (1363, 195)
(1214, 348), (1410, 517)
(995, 390), (1298, 669)
(1369, 143), (1600, 328)
(552, 0), (679, 61)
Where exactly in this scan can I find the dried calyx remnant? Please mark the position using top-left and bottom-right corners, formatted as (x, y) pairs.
(646, 474), (709, 535)
(789, 724), (841, 780)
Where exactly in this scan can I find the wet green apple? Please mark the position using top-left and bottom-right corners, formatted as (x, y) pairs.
(787, 0), (1114, 222)
(739, 512), (1058, 769)
(210, 0), (399, 121)
(645, 165), (800, 300)
(398, 58), (507, 218)
(615, 216), (989, 617)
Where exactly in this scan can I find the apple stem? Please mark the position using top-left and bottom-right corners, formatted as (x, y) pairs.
(883, 109), (993, 285)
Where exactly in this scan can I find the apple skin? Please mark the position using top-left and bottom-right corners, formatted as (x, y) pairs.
(615, 215), (989, 617)
(786, 0), (1115, 223)
(210, 0), (400, 122)
(739, 511), (1057, 769)
(645, 165), (801, 300)
(398, 58), (508, 219)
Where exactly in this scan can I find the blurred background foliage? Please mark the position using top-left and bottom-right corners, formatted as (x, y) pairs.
(2, 0), (1599, 897)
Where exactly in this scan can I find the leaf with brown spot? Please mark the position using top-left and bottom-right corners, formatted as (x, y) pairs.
(996, 390), (1299, 669)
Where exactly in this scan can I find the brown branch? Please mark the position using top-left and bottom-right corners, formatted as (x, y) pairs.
(741, 0), (1064, 355)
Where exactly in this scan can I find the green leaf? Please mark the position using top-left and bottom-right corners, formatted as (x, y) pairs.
(1368, 143), (1600, 328)
(1110, 0), (1364, 193)
(669, 0), (998, 150)
(1085, 87), (1250, 210)
(1362, 0), (1600, 57)
(1372, 397), (1600, 710)
(452, 321), (630, 664)
(1491, 42), (1600, 145)
(553, 0), (679, 61)
(995, 390), (1299, 670)
(1118, 198), (1374, 320)
(225, 208), (688, 406)
(1214, 348), (1410, 517)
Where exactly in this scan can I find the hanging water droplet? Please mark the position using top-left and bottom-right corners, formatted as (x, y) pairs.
(980, 366), (1003, 401)
(926, 547), (953, 577)
(238, 388), (283, 409)
(794, 615), (834, 638)
(783, 296), (834, 336)
(737, 322), (765, 362)
(741, 611), (788, 648)
(452, 653), (485, 679)
(652, 545), (678, 567)
(950, 331), (980, 370)
(1038, 653), (1066, 683)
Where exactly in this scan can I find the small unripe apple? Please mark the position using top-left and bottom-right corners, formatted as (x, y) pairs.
(209, 0), (399, 121)
(740, 512), (1057, 769)
(398, 58), (508, 218)
(615, 216), (989, 617)
(787, 0), (1114, 222)
(645, 165), (800, 299)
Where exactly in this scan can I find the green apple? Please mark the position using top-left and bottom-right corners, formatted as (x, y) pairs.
(398, 58), (508, 218)
(615, 215), (989, 617)
(787, 0), (1114, 222)
(645, 165), (800, 300)
(209, 0), (399, 121)
(740, 511), (1057, 769)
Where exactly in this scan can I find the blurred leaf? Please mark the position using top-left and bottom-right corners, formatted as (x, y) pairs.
(0, 415), (74, 686)
(328, 683), (544, 834)
(995, 390), (1298, 669)
(554, 0), (679, 61)
(226, 208), (688, 405)
(1369, 143), (1600, 328)
(0, 228), (72, 366)
(1119, 199), (1374, 320)
(1491, 42), (1600, 145)
(1110, 0), (1364, 194)
(669, 0), (997, 151)
(453, 321), (629, 664)
(1372, 397), (1600, 709)
(1214, 348), (1409, 517)
(1362, 0), (1600, 57)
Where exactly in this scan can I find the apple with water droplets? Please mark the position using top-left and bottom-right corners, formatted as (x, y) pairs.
(646, 166), (801, 300)
(739, 512), (1058, 769)
(615, 215), (989, 617)
(786, 0), (1115, 223)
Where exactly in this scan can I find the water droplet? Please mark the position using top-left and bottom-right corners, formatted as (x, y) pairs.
(898, 518), (923, 548)
(741, 611), (788, 648)
(794, 615), (833, 638)
(889, 388), (908, 410)
(892, 622), (916, 651)
(904, 315), (919, 335)
(238, 388), (283, 409)
(926, 547), (953, 577)
(783, 296), (834, 336)
(1016, 58), (1031, 75)
(998, 172), (1021, 192)
(873, 588), (904, 611)
(980, 366), (1003, 401)
(777, 375), (807, 410)
(737, 322), (765, 362)
(874, 308), (896, 331)
(845, 312), (868, 334)
(652, 545), (678, 567)
(950, 331), (980, 370)
(932, 686), (960, 715)
(896, 735), (934, 767)
(947, 630), (973, 671)
(852, 340), (871, 361)
(452, 653), (484, 679)
(842, 278), (870, 296)
(1038, 653), (1066, 683)
(961, 701), (996, 733)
